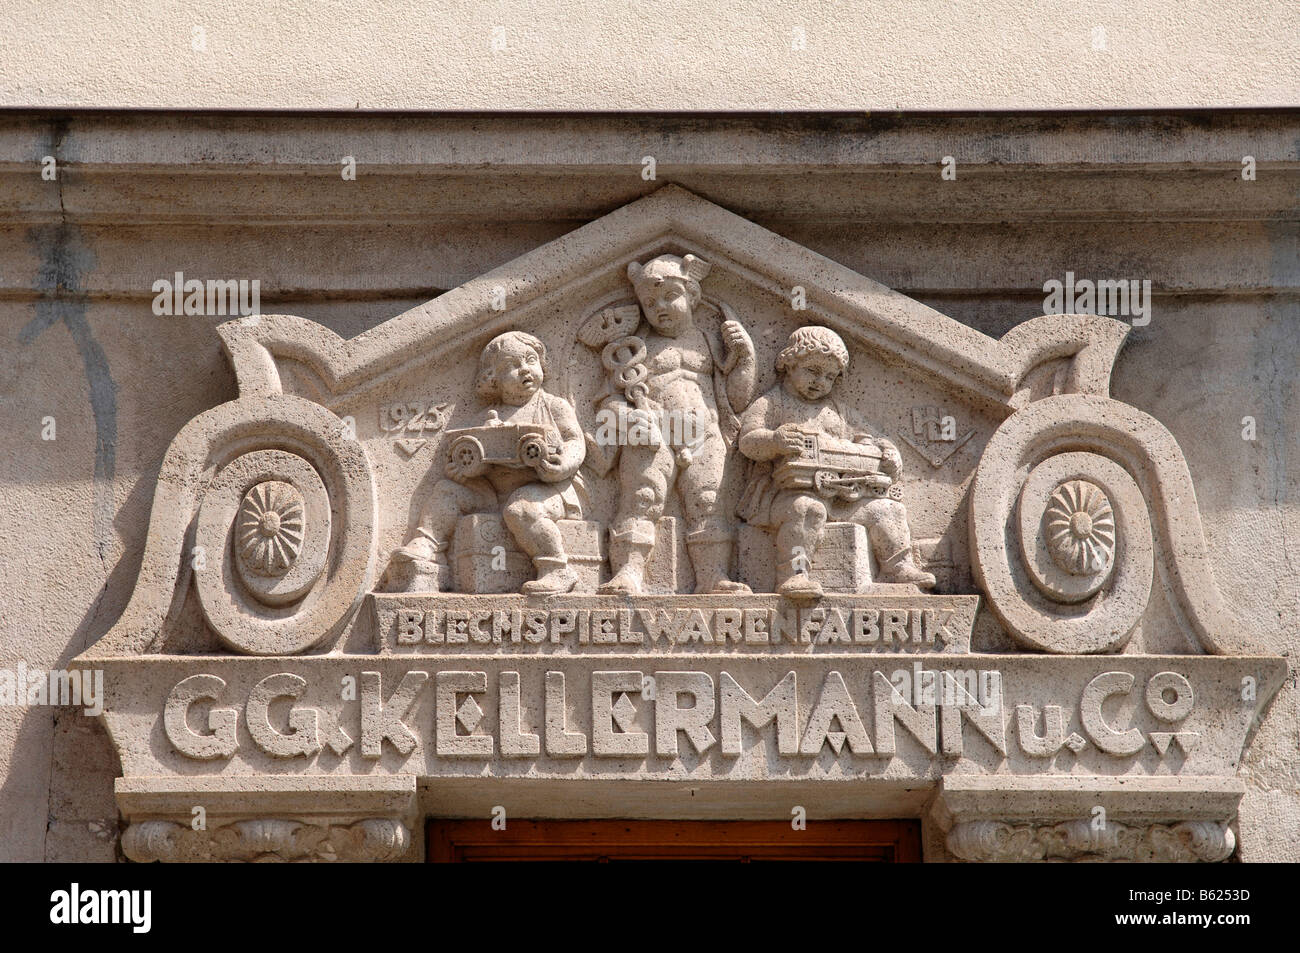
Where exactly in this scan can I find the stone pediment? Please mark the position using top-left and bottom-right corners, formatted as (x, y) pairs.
(75, 185), (1284, 863)
(217, 184), (1127, 411)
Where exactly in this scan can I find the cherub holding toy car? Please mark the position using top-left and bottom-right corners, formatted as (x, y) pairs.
(381, 330), (587, 595)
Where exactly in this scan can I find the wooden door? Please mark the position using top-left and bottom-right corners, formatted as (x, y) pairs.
(428, 819), (921, 862)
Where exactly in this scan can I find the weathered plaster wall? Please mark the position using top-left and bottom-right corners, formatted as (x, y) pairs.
(0, 113), (1295, 861)
(2, 0), (1299, 110)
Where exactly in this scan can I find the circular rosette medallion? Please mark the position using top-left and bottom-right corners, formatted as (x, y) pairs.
(236, 481), (306, 578)
(1042, 479), (1116, 577)
(197, 449), (332, 613)
(1016, 451), (1152, 607)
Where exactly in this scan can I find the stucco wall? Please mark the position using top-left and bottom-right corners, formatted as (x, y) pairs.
(2, 0), (1298, 110)
(0, 113), (1295, 861)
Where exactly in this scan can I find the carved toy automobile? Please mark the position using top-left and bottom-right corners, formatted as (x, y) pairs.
(444, 415), (555, 479)
(773, 429), (893, 502)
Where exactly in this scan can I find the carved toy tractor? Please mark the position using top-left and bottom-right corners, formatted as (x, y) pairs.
(773, 430), (894, 502)
(444, 414), (554, 479)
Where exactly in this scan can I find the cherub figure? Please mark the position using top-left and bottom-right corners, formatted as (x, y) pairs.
(584, 253), (756, 594)
(736, 326), (936, 600)
(381, 331), (587, 595)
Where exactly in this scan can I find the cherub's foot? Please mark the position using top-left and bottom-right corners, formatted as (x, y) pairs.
(380, 549), (446, 593)
(777, 572), (823, 602)
(888, 565), (937, 589)
(696, 577), (752, 595)
(879, 549), (937, 589)
(598, 565), (644, 595)
(522, 562), (579, 595)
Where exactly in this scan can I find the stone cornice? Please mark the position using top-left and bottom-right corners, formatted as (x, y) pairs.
(0, 112), (1296, 229)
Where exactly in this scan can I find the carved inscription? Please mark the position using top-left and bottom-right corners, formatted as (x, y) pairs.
(378, 400), (451, 457)
(393, 605), (957, 647)
(158, 665), (1208, 768)
(374, 594), (979, 653)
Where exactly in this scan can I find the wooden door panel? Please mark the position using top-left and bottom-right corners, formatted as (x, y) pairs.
(428, 819), (921, 862)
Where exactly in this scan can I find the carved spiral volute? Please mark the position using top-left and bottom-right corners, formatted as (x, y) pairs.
(971, 397), (1157, 654)
(192, 398), (375, 656)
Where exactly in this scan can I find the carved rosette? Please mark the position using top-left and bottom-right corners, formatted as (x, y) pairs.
(236, 480), (306, 578)
(121, 817), (410, 863)
(197, 449), (334, 622)
(946, 819), (1235, 863)
(1009, 450), (1152, 645)
(1043, 480), (1116, 578)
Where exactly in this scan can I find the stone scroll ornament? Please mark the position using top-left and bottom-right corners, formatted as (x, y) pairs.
(122, 817), (410, 864)
(946, 819), (1235, 863)
(107, 395), (377, 656)
(969, 394), (1243, 655)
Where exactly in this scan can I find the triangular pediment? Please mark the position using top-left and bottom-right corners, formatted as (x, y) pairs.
(218, 185), (1127, 414)
(54, 131), (1290, 868)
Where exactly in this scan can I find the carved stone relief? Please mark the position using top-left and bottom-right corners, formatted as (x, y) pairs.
(122, 817), (410, 864)
(946, 819), (1235, 864)
(74, 186), (1285, 861)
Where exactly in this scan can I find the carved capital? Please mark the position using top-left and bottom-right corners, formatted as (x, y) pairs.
(946, 819), (1235, 863)
(121, 817), (410, 863)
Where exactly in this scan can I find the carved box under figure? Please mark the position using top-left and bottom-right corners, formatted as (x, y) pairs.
(738, 521), (873, 593)
(454, 515), (606, 593)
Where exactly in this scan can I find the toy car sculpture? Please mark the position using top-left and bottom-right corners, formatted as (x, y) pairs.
(444, 414), (555, 479)
(773, 429), (893, 502)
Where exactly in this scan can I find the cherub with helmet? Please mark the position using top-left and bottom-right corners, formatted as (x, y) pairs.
(580, 253), (757, 594)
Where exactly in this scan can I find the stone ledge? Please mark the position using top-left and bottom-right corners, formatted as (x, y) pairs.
(931, 775), (1246, 826)
(116, 773), (417, 818)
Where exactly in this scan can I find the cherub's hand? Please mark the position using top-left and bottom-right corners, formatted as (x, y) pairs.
(444, 456), (469, 482)
(533, 448), (565, 476)
(721, 319), (755, 372)
(775, 424), (807, 456)
(877, 438), (903, 478)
